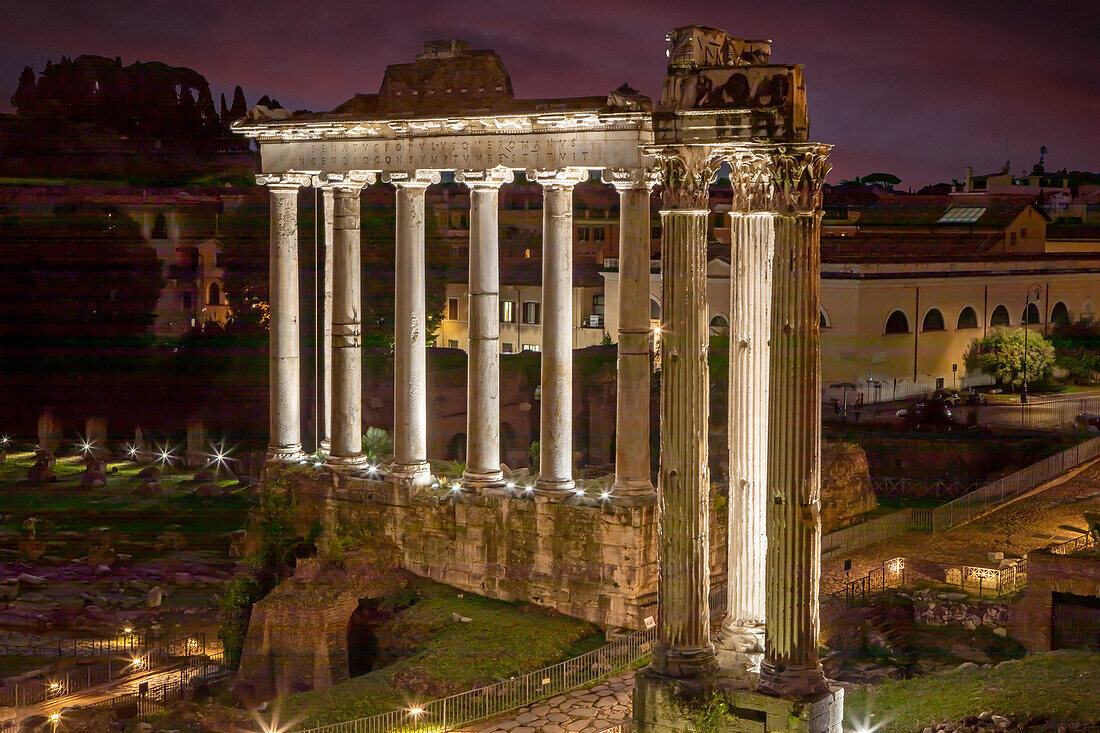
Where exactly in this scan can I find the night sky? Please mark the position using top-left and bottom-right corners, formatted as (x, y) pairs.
(3, 0), (1097, 188)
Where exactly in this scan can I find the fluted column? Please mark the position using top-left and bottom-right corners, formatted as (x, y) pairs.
(650, 146), (722, 678)
(324, 173), (375, 469)
(606, 168), (658, 503)
(259, 173), (311, 465)
(529, 167), (588, 498)
(720, 151), (778, 676)
(320, 186), (334, 451)
(455, 166), (514, 491)
(385, 170), (441, 488)
(758, 144), (832, 698)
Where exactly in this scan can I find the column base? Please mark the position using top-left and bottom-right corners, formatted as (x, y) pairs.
(534, 477), (576, 499)
(323, 453), (372, 472)
(318, 440), (331, 453)
(461, 468), (504, 492)
(757, 660), (830, 699)
(651, 643), (718, 679)
(610, 477), (656, 505)
(388, 461), (433, 488)
(265, 445), (307, 465)
(716, 621), (765, 685)
(634, 667), (843, 733)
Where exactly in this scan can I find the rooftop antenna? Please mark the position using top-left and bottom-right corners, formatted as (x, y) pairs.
(1002, 138), (1010, 173)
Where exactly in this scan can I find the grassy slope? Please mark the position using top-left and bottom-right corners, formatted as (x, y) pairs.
(846, 651), (1100, 733)
(282, 584), (602, 728)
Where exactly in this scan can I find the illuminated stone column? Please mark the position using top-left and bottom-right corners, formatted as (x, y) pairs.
(320, 185), (334, 451)
(606, 168), (658, 504)
(258, 173), (311, 465)
(719, 151), (776, 677)
(324, 173), (375, 469)
(650, 146), (722, 678)
(529, 167), (588, 498)
(455, 166), (514, 491)
(385, 170), (441, 488)
(758, 144), (833, 698)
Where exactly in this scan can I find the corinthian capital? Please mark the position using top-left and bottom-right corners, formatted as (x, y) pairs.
(726, 150), (775, 213)
(649, 145), (723, 210)
(526, 167), (589, 188)
(770, 143), (832, 214)
(604, 167), (660, 192)
(455, 165), (514, 189)
(256, 172), (313, 189)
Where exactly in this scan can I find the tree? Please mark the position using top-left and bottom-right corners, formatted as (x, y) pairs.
(964, 328), (1055, 389)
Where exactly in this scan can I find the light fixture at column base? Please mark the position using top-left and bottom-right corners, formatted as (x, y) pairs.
(756, 659), (830, 699)
(388, 461), (433, 488)
(460, 469), (505, 492)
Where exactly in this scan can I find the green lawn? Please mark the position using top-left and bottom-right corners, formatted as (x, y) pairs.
(281, 581), (603, 728)
(846, 650), (1100, 733)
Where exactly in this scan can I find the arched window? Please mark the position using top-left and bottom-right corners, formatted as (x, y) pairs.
(990, 305), (1010, 327)
(709, 314), (729, 338)
(1051, 301), (1070, 325)
(921, 308), (945, 332)
(650, 297), (661, 320)
(1022, 302), (1041, 325)
(152, 213), (168, 239)
(819, 308), (830, 329)
(956, 306), (979, 330)
(884, 310), (910, 334)
(208, 282), (221, 306)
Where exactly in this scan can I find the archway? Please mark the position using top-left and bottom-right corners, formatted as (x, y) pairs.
(208, 282), (221, 306)
(990, 304), (1010, 327)
(346, 599), (384, 677)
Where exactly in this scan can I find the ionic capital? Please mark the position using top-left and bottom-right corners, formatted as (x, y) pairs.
(313, 171), (376, 190)
(604, 167), (660, 192)
(646, 145), (723, 210)
(256, 172), (313, 190)
(526, 167), (589, 188)
(382, 169), (442, 188)
(455, 165), (514, 189)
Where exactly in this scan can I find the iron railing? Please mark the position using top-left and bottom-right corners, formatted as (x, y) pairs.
(293, 629), (656, 733)
(944, 559), (1027, 597)
(1050, 531), (1098, 555)
(871, 478), (979, 499)
(931, 437), (1100, 532)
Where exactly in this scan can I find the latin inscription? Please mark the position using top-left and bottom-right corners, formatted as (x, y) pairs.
(261, 130), (647, 173)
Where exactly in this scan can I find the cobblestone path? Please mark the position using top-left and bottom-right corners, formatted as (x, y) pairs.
(458, 671), (634, 733)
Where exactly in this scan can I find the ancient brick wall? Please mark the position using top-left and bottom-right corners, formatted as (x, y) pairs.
(1012, 548), (1100, 652)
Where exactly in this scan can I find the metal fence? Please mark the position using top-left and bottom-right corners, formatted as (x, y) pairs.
(0, 630), (200, 659)
(821, 508), (928, 558)
(294, 629), (656, 733)
(1050, 532), (1098, 555)
(1018, 395), (1100, 430)
(871, 478), (980, 500)
(944, 559), (1028, 597)
(74, 652), (228, 719)
(827, 558), (907, 607)
(931, 436), (1100, 532)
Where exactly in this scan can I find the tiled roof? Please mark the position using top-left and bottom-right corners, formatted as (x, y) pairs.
(855, 194), (1040, 227)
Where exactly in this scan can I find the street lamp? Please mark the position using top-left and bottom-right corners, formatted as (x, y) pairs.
(1021, 283), (1042, 404)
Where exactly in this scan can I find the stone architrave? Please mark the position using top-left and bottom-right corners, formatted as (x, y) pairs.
(455, 166), (514, 491)
(257, 173), (312, 465)
(606, 167), (659, 504)
(648, 144), (723, 678)
(718, 148), (777, 677)
(385, 169), (442, 489)
(322, 172), (375, 469)
(528, 167), (588, 498)
(757, 143), (833, 699)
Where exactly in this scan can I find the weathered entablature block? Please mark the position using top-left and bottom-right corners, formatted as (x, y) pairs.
(656, 26), (808, 146)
